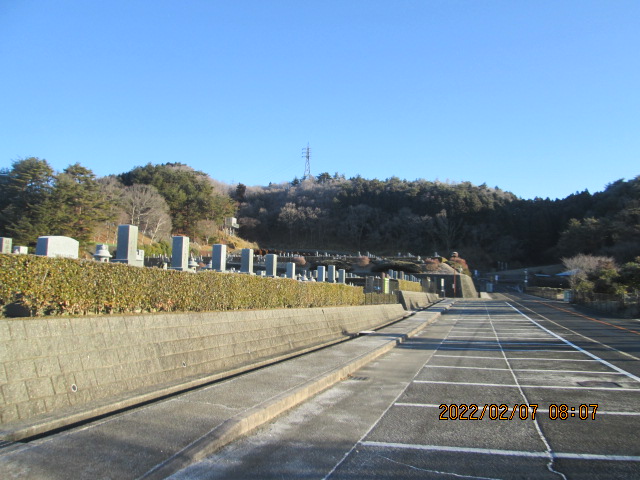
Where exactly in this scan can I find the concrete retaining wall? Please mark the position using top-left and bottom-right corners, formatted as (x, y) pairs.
(419, 273), (479, 298)
(0, 304), (407, 432)
(398, 291), (439, 310)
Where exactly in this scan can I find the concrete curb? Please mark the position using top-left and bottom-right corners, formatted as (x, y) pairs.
(140, 301), (453, 479)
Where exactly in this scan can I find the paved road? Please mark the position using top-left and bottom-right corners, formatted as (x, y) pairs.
(171, 295), (640, 479)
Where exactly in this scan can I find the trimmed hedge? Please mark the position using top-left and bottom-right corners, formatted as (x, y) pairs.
(397, 278), (423, 293)
(0, 254), (365, 317)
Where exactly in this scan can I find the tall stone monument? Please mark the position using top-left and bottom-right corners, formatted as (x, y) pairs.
(317, 266), (326, 282)
(327, 265), (336, 283)
(212, 244), (227, 272)
(265, 254), (277, 277)
(114, 225), (143, 266)
(241, 248), (254, 274)
(171, 236), (189, 271)
(338, 269), (346, 284)
(286, 262), (296, 279)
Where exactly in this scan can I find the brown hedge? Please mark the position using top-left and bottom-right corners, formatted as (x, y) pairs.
(397, 278), (423, 292)
(0, 254), (365, 317)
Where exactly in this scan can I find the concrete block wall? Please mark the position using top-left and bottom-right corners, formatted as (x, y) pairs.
(0, 304), (406, 434)
(398, 291), (439, 310)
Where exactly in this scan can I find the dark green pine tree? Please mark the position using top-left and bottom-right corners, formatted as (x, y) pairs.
(0, 157), (56, 246)
(50, 163), (113, 244)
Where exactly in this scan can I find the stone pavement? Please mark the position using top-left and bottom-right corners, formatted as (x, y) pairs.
(0, 301), (453, 480)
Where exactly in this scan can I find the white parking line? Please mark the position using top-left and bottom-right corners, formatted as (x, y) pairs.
(506, 303), (640, 384)
(432, 354), (598, 362)
(413, 380), (640, 391)
(424, 365), (626, 375)
(443, 342), (568, 347)
(359, 441), (640, 462)
(438, 347), (580, 352)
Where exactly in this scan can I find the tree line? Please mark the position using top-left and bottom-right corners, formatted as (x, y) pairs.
(0, 158), (235, 249)
(1, 157), (638, 271)
(237, 174), (640, 269)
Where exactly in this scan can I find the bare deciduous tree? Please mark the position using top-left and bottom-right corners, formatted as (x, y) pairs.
(120, 184), (172, 242)
(562, 254), (616, 288)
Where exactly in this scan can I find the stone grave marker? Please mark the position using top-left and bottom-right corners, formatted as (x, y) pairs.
(114, 225), (143, 266)
(338, 268), (346, 284)
(0, 237), (12, 254)
(265, 254), (277, 277)
(286, 262), (296, 279)
(327, 265), (336, 283)
(35, 236), (79, 259)
(241, 248), (254, 274)
(317, 265), (326, 282)
(171, 236), (189, 271)
(212, 244), (227, 272)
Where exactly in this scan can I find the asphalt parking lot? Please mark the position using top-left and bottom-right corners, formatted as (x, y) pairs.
(173, 297), (640, 479)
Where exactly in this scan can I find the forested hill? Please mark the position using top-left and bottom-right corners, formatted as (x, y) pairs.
(1, 158), (638, 270)
(236, 175), (638, 268)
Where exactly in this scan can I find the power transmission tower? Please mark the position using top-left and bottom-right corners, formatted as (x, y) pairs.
(302, 143), (311, 180)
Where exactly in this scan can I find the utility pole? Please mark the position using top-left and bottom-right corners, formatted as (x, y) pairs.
(302, 143), (311, 180)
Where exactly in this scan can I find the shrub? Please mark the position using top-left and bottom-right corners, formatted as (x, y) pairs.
(356, 256), (370, 267)
(0, 254), (364, 317)
(446, 257), (471, 276)
(291, 256), (307, 266)
(397, 279), (423, 292)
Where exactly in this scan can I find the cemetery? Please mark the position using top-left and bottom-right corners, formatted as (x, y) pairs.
(0, 226), (471, 437)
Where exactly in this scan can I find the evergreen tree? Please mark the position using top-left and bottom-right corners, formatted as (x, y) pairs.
(0, 157), (56, 245)
(50, 163), (113, 243)
(119, 163), (236, 240)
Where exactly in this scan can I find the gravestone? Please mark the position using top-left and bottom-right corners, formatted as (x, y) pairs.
(327, 265), (336, 283)
(114, 225), (142, 266)
(241, 248), (254, 274)
(265, 254), (277, 277)
(171, 236), (189, 271)
(212, 244), (227, 272)
(317, 266), (326, 282)
(0, 237), (12, 254)
(35, 236), (79, 259)
(338, 269), (346, 284)
(13, 246), (28, 254)
(286, 262), (296, 279)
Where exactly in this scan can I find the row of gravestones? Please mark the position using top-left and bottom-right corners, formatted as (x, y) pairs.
(0, 225), (353, 283)
(0, 236), (79, 258)
(1, 226), (423, 286)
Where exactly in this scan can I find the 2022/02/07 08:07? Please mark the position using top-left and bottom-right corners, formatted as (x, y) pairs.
(438, 404), (599, 420)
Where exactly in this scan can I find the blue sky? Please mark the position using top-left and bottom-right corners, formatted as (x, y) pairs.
(1, 1), (638, 199)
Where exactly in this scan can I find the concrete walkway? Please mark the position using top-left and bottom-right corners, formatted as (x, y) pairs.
(0, 301), (453, 480)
